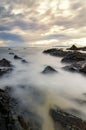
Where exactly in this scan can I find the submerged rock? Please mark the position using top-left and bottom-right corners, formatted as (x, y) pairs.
(62, 51), (86, 63)
(21, 59), (28, 63)
(50, 107), (86, 130)
(42, 66), (57, 74)
(0, 58), (12, 67)
(14, 55), (22, 60)
(14, 55), (28, 63)
(9, 52), (14, 55)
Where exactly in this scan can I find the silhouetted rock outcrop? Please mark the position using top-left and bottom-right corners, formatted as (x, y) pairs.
(67, 45), (78, 50)
(42, 66), (57, 74)
(67, 45), (86, 51)
(50, 107), (86, 130)
(43, 48), (69, 57)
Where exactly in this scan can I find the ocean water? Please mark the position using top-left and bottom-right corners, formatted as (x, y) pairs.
(0, 47), (86, 130)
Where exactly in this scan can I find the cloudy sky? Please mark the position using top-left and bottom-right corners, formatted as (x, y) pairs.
(0, 0), (86, 46)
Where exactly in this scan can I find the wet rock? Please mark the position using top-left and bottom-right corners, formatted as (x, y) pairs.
(14, 55), (28, 63)
(62, 51), (86, 63)
(9, 52), (14, 55)
(14, 55), (22, 60)
(0, 88), (21, 130)
(0, 68), (12, 77)
(43, 48), (69, 57)
(63, 62), (86, 74)
(42, 66), (57, 74)
(18, 115), (29, 130)
(50, 107), (86, 130)
(21, 59), (28, 63)
(67, 45), (86, 51)
(67, 45), (78, 50)
(0, 59), (13, 77)
(0, 87), (42, 130)
(0, 58), (12, 67)
(8, 48), (11, 50)
(80, 65), (86, 73)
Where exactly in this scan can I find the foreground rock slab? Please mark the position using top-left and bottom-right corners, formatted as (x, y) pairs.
(50, 107), (86, 130)
(0, 87), (42, 130)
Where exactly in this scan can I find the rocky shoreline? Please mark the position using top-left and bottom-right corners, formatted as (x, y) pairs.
(43, 45), (86, 74)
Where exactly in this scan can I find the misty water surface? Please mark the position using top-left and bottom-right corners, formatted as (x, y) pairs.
(0, 47), (86, 130)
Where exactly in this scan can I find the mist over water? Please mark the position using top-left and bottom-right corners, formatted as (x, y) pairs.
(0, 47), (86, 130)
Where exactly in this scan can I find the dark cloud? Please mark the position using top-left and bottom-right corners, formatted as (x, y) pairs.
(0, 32), (24, 42)
(0, 26), (10, 31)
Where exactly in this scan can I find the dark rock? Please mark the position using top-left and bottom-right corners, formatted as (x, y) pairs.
(67, 45), (86, 51)
(43, 48), (69, 57)
(0, 58), (12, 67)
(63, 65), (78, 72)
(0, 59), (13, 77)
(42, 66), (57, 74)
(0, 88), (21, 130)
(9, 52), (14, 55)
(21, 59), (28, 63)
(0, 68), (12, 77)
(14, 55), (22, 60)
(80, 65), (86, 73)
(0, 87), (42, 130)
(8, 48), (11, 50)
(62, 51), (86, 63)
(63, 62), (86, 74)
(67, 45), (78, 50)
(14, 55), (28, 63)
(50, 107), (86, 130)
(18, 115), (29, 129)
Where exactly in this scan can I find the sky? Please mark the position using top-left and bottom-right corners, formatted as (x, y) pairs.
(0, 0), (86, 47)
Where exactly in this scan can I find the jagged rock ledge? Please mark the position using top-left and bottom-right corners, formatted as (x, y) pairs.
(63, 61), (86, 74)
(43, 48), (69, 57)
(0, 87), (42, 130)
(50, 107), (86, 130)
(67, 45), (86, 51)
